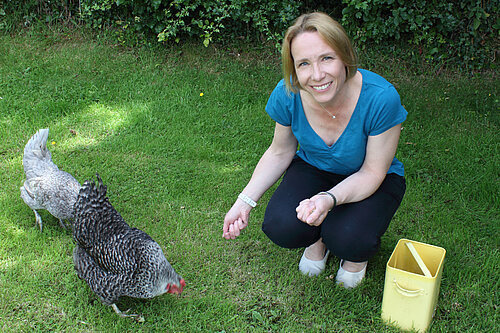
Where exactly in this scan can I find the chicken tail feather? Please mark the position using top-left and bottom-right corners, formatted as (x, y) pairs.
(73, 173), (127, 249)
(23, 128), (58, 179)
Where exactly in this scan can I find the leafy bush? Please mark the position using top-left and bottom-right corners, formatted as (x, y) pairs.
(1, 0), (497, 70)
(341, 0), (499, 70)
(79, 0), (303, 47)
(0, 0), (81, 27)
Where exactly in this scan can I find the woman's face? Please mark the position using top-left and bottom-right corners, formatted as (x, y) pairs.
(291, 31), (346, 105)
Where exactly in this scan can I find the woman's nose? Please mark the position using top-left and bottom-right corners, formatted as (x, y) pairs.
(312, 63), (325, 81)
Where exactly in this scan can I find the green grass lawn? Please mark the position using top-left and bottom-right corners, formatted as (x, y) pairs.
(0, 29), (498, 332)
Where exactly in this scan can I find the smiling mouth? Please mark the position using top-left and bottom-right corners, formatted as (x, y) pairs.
(312, 82), (331, 91)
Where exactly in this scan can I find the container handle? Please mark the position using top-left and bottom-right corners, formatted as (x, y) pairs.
(393, 279), (424, 297)
(405, 242), (433, 277)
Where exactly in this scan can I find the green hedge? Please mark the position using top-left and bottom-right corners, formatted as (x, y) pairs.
(341, 0), (499, 70)
(77, 0), (304, 47)
(1, 0), (498, 70)
(0, 0), (81, 27)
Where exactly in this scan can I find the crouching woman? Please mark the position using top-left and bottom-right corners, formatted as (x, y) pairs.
(222, 12), (406, 288)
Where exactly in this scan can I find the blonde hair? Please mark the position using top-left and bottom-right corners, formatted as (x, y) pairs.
(281, 12), (358, 93)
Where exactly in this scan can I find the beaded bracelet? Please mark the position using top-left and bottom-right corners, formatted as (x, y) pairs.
(318, 191), (337, 211)
(238, 193), (257, 208)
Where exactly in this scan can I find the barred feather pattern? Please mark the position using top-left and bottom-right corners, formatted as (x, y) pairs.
(72, 174), (183, 305)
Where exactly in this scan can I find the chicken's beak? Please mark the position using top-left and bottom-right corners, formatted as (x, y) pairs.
(167, 279), (186, 295)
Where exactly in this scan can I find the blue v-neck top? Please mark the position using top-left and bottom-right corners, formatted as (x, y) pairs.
(265, 69), (407, 176)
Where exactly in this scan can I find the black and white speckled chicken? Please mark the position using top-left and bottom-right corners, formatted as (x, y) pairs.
(72, 174), (185, 318)
(20, 128), (81, 231)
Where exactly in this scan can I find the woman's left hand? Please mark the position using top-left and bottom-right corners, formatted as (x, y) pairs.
(296, 194), (332, 226)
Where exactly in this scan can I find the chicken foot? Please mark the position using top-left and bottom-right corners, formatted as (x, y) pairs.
(33, 209), (43, 232)
(58, 218), (69, 230)
(111, 304), (145, 322)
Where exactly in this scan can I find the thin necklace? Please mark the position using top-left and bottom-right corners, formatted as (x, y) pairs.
(318, 103), (336, 119)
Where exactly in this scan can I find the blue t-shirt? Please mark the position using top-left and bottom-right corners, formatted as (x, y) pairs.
(265, 69), (407, 176)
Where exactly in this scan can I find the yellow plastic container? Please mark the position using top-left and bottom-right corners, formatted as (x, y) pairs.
(381, 239), (446, 332)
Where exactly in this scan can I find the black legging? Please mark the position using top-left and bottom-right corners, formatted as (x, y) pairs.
(262, 157), (406, 262)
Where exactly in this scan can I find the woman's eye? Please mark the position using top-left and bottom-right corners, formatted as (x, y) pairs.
(323, 56), (333, 61)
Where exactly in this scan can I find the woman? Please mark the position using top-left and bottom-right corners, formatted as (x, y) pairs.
(222, 12), (406, 288)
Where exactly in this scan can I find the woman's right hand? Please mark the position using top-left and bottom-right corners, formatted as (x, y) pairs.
(222, 123), (297, 240)
(222, 200), (252, 239)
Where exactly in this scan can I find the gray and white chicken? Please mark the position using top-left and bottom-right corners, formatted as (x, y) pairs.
(20, 128), (81, 231)
(72, 174), (185, 318)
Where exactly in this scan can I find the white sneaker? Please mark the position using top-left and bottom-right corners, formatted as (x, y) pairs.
(299, 248), (330, 276)
(335, 260), (367, 288)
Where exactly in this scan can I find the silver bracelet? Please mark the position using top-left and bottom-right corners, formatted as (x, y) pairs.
(238, 193), (257, 208)
(318, 191), (337, 211)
